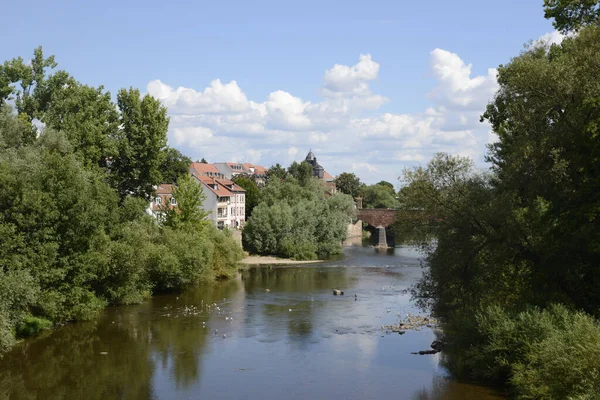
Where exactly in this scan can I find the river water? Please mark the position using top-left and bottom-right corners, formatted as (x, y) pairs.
(0, 245), (504, 400)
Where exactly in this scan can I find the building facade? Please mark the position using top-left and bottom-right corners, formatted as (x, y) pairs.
(196, 176), (246, 229)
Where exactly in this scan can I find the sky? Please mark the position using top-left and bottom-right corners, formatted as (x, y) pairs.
(2, 0), (561, 184)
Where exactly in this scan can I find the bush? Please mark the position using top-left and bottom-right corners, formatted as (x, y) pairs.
(243, 178), (355, 260)
(16, 316), (52, 337)
(445, 304), (600, 399)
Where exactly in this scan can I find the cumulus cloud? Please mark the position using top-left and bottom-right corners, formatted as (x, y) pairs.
(531, 30), (566, 48)
(146, 47), (509, 183)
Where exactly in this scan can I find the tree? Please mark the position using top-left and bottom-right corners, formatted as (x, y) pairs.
(163, 174), (209, 231)
(199, 158), (208, 164)
(360, 184), (397, 209)
(544, 0), (600, 33)
(376, 180), (395, 195)
(287, 161), (313, 186)
(42, 80), (119, 168)
(232, 175), (261, 218)
(112, 88), (169, 200)
(160, 147), (192, 184)
(265, 163), (287, 183)
(334, 172), (362, 198)
(243, 178), (355, 260)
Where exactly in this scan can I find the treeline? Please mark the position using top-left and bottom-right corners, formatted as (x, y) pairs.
(0, 49), (241, 355)
(242, 161), (356, 260)
(334, 172), (398, 209)
(400, 2), (600, 398)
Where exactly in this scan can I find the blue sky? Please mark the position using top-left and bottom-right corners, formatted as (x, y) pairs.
(3, 0), (557, 184)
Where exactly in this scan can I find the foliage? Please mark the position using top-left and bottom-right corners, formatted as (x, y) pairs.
(232, 174), (262, 218)
(265, 163), (288, 183)
(376, 180), (395, 195)
(401, 23), (600, 398)
(243, 177), (355, 260)
(160, 147), (192, 184)
(112, 88), (169, 201)
(544, 0), (600, 33)
(287, 161), (314, 186)
(334, 172), (362, 198)
(0, 102), (240, 356)
(442, 305), (600, 399)
(360, 184), (397, 209)
(163, 174), (210, 231)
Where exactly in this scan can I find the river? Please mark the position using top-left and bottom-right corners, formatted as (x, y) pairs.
(0, 245), (505, 400)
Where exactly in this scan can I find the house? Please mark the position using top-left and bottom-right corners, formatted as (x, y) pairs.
(190, 162), (225, 179)
(242, 163), (268, 187)
(213, 162), (246, 180)
(196, 176), (246, 229)
(146, 184), (177, 221)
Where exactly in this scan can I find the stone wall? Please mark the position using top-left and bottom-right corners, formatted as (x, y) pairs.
(346, 220), (362, 238)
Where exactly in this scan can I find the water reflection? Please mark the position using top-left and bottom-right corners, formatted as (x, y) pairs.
(0, 246), (504, 400)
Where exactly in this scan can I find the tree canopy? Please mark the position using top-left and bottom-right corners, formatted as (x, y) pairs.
(334, 172), (362, 198)
(400, 21), (600, 398)
(544, 0), (600, 33)
(243, 166), (355, 260)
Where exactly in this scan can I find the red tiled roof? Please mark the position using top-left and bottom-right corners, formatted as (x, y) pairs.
(198, 176), (233, 197)
(242, 163), (268, 175)
(156, 184), (175, 195)
(217, 179), (246, 192)
(190, 162), (220, 175)
(152, 184), (176, 211)
(323, 171), (334, 181)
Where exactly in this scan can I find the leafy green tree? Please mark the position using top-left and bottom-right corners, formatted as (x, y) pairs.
(360, 184), (397, 209)
(159, 147), (192, 184)
(163, 174), (209, 231)
(113, 88), (169, 200)
(265, 163), (287, 183)
(243, 178), (355, 260)
(376, 180), (395, 195)
(544, 0), (600, 33)
(232, 174), (262, 218)
(43, 80), (119, 168)
(287, 161), (314, 186)
(199, 158), (208, 163)
(334, 172), (362, 198)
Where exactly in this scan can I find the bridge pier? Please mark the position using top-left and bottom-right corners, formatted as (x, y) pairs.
(376, 226), (388, 248)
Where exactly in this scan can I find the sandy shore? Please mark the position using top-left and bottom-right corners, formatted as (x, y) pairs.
(239, 255), (324, 265)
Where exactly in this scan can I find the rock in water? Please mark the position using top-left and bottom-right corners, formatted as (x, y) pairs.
(333, 289), (344, 295)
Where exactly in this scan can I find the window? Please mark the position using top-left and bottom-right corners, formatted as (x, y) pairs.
(170, 197), (177, 206)
(155, 197), (162, 205)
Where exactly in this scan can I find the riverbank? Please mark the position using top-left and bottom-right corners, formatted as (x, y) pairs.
(239, 255), (324, 265)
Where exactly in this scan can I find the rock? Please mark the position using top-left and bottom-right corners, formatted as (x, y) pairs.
(333, 289), (344, 295)
(411, 350), (439, 355)
(99, 352), (108, 355)
(431, 340), (444, 352)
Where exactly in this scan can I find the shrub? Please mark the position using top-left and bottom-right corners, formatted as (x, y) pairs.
(16, 316), (52, 337)
(445, 304), (600, 399)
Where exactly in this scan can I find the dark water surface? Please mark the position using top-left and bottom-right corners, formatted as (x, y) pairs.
(0, 246), (505, 400)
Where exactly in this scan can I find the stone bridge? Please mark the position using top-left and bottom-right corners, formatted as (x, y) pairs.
(355, 209), (398, 248)
(357, 209), (398, 228)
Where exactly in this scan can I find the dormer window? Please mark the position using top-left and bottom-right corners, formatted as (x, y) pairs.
(155, 197), (162, 205)
(170, 197), (177, 206)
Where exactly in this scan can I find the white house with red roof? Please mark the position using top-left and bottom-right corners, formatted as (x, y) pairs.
(146, 183), (177, 221)
(196, 176), (246, 229)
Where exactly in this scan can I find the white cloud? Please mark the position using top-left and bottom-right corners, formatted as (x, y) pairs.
(531, 31), (566, 48)
(147, 49), (506, 183)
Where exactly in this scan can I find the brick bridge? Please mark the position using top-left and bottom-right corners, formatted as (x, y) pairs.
(355, 209), (435, 248)
(356, 209), (398, 248)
